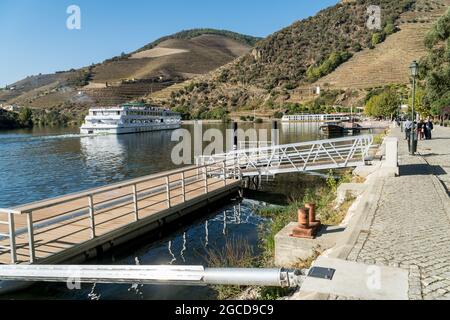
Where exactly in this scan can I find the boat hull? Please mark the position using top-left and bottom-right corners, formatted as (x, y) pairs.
(80, 123), (181, 135)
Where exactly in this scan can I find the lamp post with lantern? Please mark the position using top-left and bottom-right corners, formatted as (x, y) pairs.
(409, 61), (419, 155)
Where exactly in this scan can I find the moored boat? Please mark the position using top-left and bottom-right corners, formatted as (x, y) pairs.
(80, 102), (181, 135)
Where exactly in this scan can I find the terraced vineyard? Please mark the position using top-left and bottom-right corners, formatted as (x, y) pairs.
(314, 0), (450, 90)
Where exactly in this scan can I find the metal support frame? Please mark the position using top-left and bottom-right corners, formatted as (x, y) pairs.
(132, 184), (139, 221)
(88, 195), (96, 239)
(204, 166), (209, 194)
(166, 176), (171, 209)
(181, 172), (186, 202)
(26, 212), (35, 263)
(197, 135), (373, 178)
(222, 160), (227, 186)
(8, 212), (17, 264)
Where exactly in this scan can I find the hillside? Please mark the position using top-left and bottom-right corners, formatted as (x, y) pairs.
(0, 29), (260, 110)
(314, 0), (450, 90)
(157, 0), (431, 117)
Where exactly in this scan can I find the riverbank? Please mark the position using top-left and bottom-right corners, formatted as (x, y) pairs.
(286, 125), (450, 300)
(207, 170), (357, 300)
(0, 108), (83, 130)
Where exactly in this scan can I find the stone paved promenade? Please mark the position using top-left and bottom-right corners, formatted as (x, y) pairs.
(347, 125), (450, 300)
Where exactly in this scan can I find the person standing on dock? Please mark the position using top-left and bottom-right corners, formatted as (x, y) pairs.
(404, 119), (413, 140)
(425, 118), (434, 140)
(417, 120), (425, 140)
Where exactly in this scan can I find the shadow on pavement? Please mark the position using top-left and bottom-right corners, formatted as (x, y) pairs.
(399, 164), (447, 176)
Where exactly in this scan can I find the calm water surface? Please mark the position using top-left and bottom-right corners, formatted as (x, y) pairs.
(0, 122), (324, 300)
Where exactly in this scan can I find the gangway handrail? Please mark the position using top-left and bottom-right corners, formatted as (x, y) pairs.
(197, 135), (373, 177)
(207, 135), (373, 158)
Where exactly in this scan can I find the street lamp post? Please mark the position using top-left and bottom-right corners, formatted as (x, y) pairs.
(409, 61), (419, 155)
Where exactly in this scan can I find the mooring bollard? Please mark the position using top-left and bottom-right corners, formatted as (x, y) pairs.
(298, 208), (309, 228)
(305, 203), (321, 228)
(290, 205), (321, 239)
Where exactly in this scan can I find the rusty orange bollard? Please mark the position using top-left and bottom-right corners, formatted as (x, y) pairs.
(305, 203), (321, 228)
(290, 205), (322, 240)
(298, 208), (309, 227)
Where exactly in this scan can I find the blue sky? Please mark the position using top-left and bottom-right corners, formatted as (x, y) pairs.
(0, 0), (339, 85)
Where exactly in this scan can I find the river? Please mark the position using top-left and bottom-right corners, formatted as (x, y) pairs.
(0, 122), (326, 300)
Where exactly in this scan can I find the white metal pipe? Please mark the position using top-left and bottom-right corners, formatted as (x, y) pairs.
(0, 265), (304, 288)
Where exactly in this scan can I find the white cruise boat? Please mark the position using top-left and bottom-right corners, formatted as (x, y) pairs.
(281, 114), (351, 122)
(80, 102), (181, 135)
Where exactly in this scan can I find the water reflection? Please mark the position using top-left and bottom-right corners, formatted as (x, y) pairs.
(80, 135), (127, 183)
(280, 122), (322, 144)
(3, 200), (266, 300)
(0, 123), (330, 299)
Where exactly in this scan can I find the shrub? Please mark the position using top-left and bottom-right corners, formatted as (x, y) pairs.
(384, 23), (396, 35)
(306, 51), (352, 82)
(371, 32), (384, 46)
(273, 112), (284, 119)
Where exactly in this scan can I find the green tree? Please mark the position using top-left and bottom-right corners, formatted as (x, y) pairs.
(18, 107), (33, 127)
(408, 87), (429, 117)
(365, 88), (400, 118)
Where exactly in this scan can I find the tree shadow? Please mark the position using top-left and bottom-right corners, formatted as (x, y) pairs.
(422, 153), (450, 157)
(399, 164), (447, 176)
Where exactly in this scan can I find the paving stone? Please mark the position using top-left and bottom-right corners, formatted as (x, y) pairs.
(348, 127), (450, 299)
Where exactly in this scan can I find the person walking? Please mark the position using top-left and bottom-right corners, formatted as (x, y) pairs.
(405, 119), (412, 140)
(418, 120), (425, 140)
(425, 118), (434, 140)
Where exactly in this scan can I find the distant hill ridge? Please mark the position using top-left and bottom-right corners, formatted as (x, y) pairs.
(158, 0), (430, 117)
(0, 29), (259, 109)
(314, 0), (450, 90)
(136, 28), (261, 52)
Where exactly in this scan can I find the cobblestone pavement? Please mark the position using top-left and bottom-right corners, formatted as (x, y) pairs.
(417, 126), (450, 193)
(347, 126), (450, 300)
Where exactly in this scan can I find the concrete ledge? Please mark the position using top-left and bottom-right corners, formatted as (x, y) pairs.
(336, 183), (368, 205)
(275, 223), (344, 267)
(353, 163), (382, 178)
(325, 178), (385, 260)
(298, 257), (409, 300)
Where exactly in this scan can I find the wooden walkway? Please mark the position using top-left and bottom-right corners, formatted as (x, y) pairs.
(0, 162), (240, 265)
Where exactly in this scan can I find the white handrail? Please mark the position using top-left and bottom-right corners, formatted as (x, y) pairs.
(197, 135), (373, 177)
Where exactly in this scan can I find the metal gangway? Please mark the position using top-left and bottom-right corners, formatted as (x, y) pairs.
(197, 135), (373, 178)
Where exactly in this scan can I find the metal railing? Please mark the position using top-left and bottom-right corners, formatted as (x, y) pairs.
(0, 161), (241, 265)
(0, 212), (18, 264)
(197, 135), (373, 177)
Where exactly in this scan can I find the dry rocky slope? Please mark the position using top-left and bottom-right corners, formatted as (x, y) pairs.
(315, 0), (450, 90)
(0, 30), (259, 110)
(155, 0), (448, 116)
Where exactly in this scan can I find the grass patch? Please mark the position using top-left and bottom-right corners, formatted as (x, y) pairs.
(291, 249), (323, 269)
(259, 170), (354, 266)
(206, 236), (258, 300)
(373, 129), (389, 145)
(207, 170), (360, 300)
